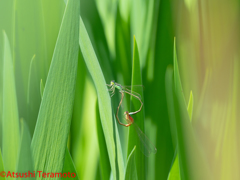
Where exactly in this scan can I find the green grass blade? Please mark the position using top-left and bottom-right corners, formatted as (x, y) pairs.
(80, 0), (113, 82)
(167, 153), (180, 180)
(95, 0), (116, 57)
(114, 118), (125, 180)
(16, 119), (35, 180)
(125, 146), (138, 180)
(131, 0), (158, 68)
(40, 79), (45, 99)
(26, 54), (36, 105)
(165, 65), (177, 148)
(95, 101), (111, 180)
(26, 54), (38, 137)
(115, 5), (131, 84)
(187, 91), (193, 122)
(31, 0), (80, 179)
(0, 149), (5, 180)
(79, 17), (117, 180)
(167, 91), (194, 180)
(62, 148), (79, 180)
(14, 0), (47, 135)
(69, 50), (86, 178)
(127, 36), (145, 180)
(42, 0), (65, 69)
(173, 39), (211, 180)
(2, 31), (20, 172)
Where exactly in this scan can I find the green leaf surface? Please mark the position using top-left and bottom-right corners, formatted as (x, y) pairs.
(62, 148), (79, 180)
(131, 0), (159, 67)
(165, 65), (178, 149)
(127, 36), (145, 180)
(187, 91), (193, 122)
(31, 0), (80, 179)
(79, 17), (117, 180)
(125, 146), (138, 180)
(27, 54), (36, 105)
(115, 5), (131, 85)
(173, 39), (210, 180)
(80, 0), (113, 83)
(167, 153), (180, 180)
(114, 117), (125, 180)
(26, 54), (39, 137)
(95, 0), (116, 57)
(42, 0), (65, 69)
(69, 49), (86, 178)
(144, 0), (175, 178)
(14, 0), (47, 136)
(95, 100), (111, 180)
(2, 31), (20, 173)
(0, 150), (5, 180)
(16, 119), (35, 180)
(40, 79), (45, 100)
(167, 91), (194, 180)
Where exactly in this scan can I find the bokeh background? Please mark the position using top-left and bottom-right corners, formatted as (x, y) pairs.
(0, 0), (239, 180)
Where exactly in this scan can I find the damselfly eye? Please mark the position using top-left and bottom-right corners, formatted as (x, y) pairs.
(111, 80), (115, 85)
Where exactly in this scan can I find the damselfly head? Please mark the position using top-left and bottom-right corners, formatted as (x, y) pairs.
(111, 80), (115, 85)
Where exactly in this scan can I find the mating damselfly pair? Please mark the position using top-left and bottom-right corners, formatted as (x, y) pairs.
(107, 80), (157, 157)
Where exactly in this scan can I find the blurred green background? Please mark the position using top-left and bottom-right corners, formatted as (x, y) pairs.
(0, 0), (239, 180)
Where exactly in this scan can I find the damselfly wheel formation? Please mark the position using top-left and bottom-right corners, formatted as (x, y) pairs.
(107, 80), (157, 156)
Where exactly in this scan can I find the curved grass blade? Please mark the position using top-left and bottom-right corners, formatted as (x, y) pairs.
(2, 31), (20, 172)
(27, 54), (36, 105)
(187, 91), (193, 122)
(114, 117), (125, 180)
(16, 119), (35, 180)
(167, 91), (194, 180)
(40, 79), (45, 99)
(62, 148), (79, 180)
(173, 39), (211, 180)
(127, 36), (145, 180)
(14, 0), (47, 135)
(79, 17), (117, 180)
(26, 54), (38, 137)
(31, 0), (80, 179)
(115, 5), (131, 84)
(167, 153), (180, 180)
(95, 100), (111, 180)
(125, 146), (138, 180)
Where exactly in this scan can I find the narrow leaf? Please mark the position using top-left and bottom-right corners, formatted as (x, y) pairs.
(31, 1), (80, 179)
(125, 146), (138, 180)
(114, 118), (125, 180)
(187, 91), (193, 122)
(16, 119), (35, 180)
(14, 0), (47, 136)
(95, 101), (110, 180)
(167, 90), (195, 180)
(40, 79), (45, 99)
(79, 17), (117, 180)
(27, 54), (36, 104)
(2, 31), (20, 172)
(26, 54), (38, 137)
(167, 153), (180, 180)
(128, 36), (145, 180)
(62, 148), (79, 180)
(173, 39), (211, 180)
